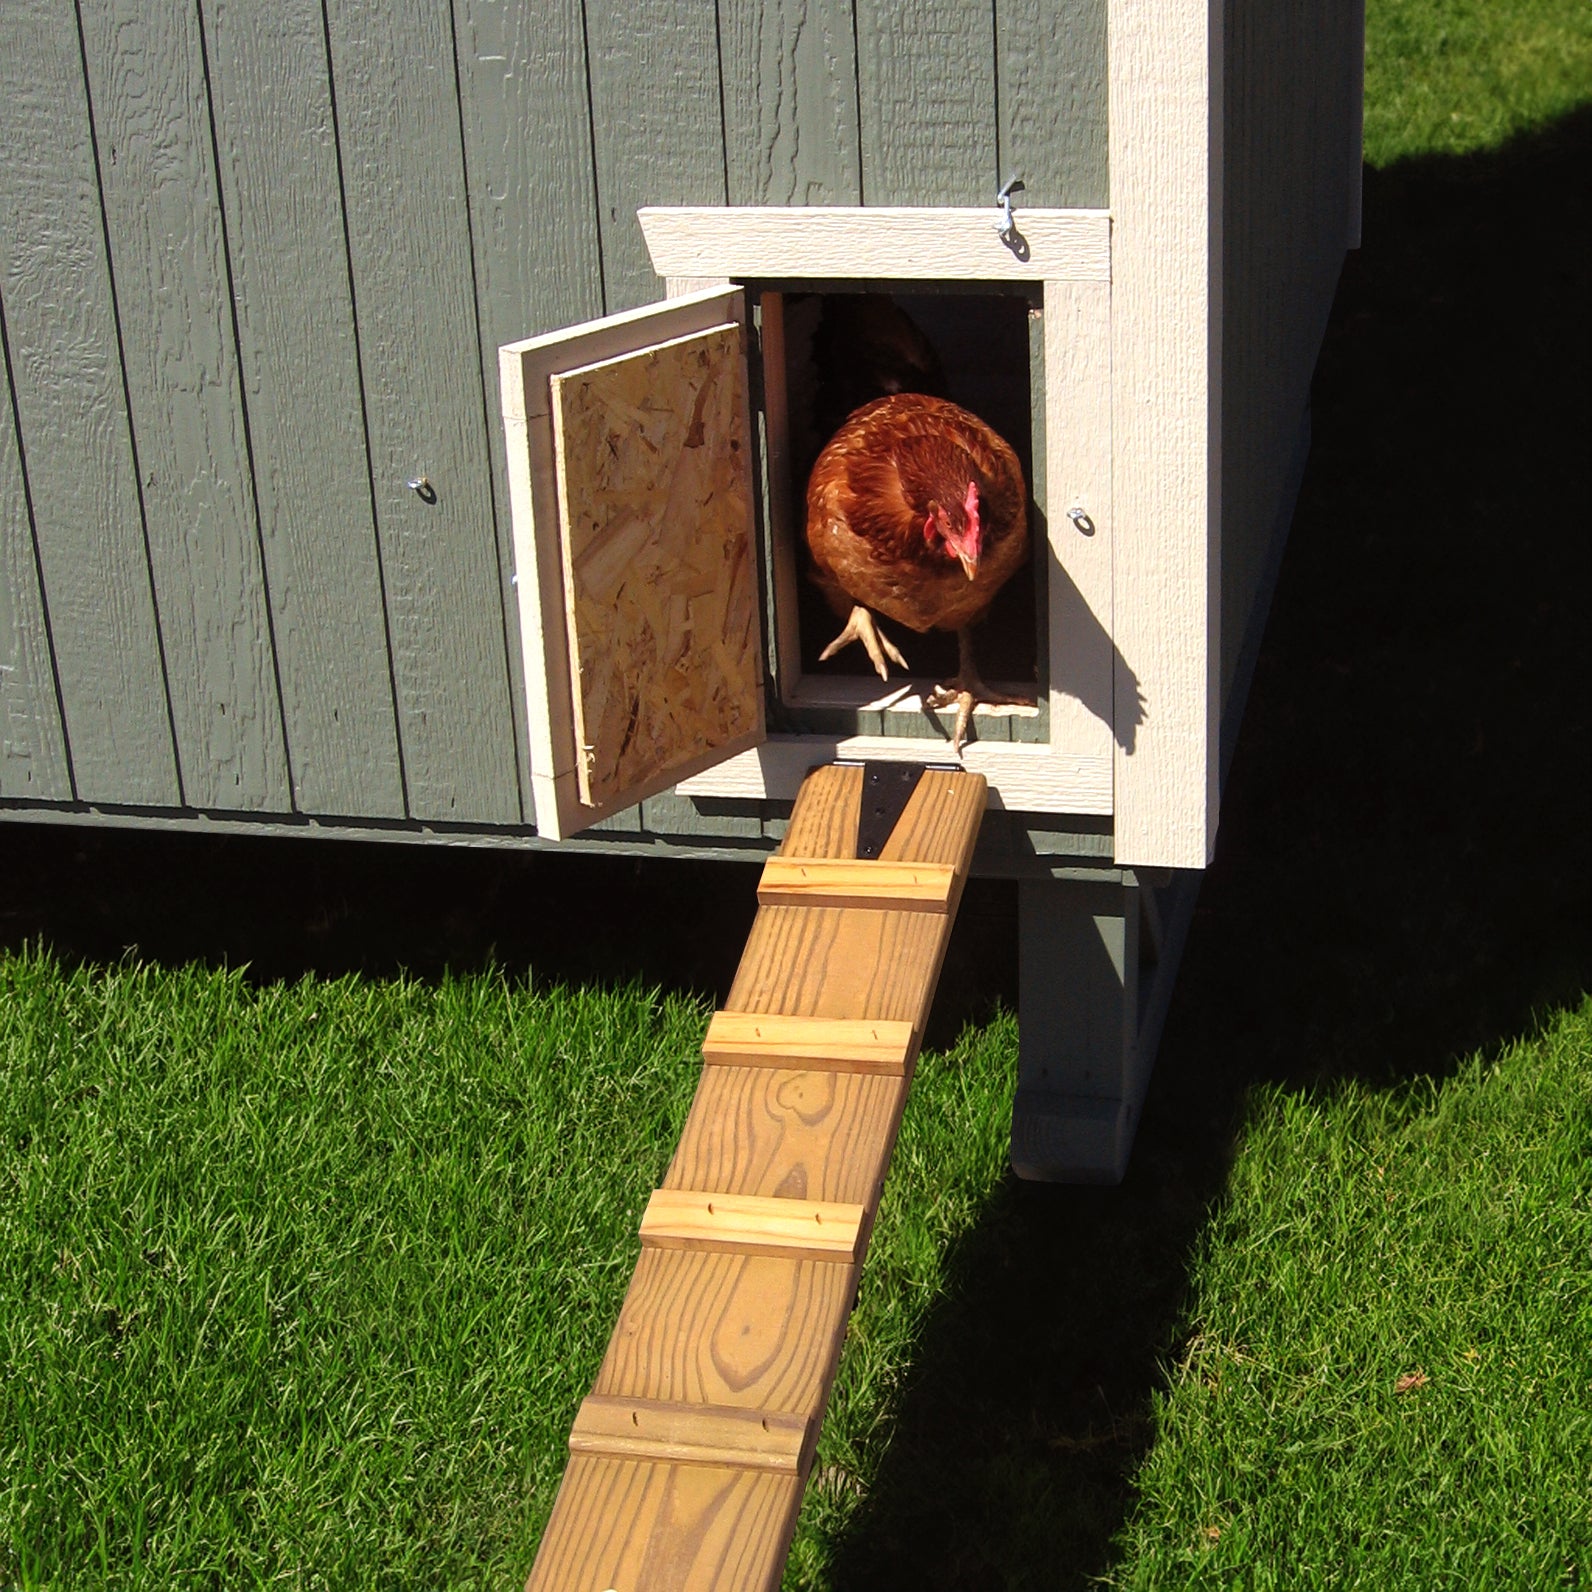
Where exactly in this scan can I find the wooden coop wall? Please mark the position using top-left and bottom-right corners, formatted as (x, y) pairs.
(1220, 0), (1364, 725)
(0, 0), (1107, 840)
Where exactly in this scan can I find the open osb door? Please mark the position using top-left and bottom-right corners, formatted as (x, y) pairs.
(500, 288), (764, 839)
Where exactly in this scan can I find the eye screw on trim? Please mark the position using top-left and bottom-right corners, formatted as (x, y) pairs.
(1067, 506), (1096, 536)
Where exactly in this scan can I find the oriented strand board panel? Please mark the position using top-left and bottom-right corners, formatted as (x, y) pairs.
(718, 0), (862, 205)
(77, 0), (291, 812)
(202, 0), (404, 818)
(550, 324), (762, 812)
(325, 0), (521, 825)
(0, 345), (70, 800)
(0, 2), (179, 806)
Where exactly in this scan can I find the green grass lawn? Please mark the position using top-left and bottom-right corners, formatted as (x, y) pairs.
(4, 1), (1590, 1587)
(1107, 1001), (1592, 1591)
(0, 950), (1020, 1587)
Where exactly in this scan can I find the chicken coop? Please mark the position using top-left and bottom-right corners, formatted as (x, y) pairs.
(0, 0), (1363, 1181)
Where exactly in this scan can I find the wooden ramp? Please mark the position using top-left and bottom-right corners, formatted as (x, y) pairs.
(526, 762), (987, 1592)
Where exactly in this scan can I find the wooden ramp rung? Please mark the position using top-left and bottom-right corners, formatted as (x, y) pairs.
(702, 1011), (917, 1075)
(639, 1188), (866, 1263)
(757, 855), (956, 911)
(526, 763), (987, 1592)
(569, 1395), (813, 1475)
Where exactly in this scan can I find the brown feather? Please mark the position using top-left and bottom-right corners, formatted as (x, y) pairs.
(805, 393), (1029, 636)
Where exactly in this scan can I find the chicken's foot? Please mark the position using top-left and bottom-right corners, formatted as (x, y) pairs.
(926, 628), (1036, 756)
(819, 605), (910, 681)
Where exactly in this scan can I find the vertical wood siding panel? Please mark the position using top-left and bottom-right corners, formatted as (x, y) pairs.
(995, 0), (1108, 207)
(452, 0), (605, 801)
(0, 4), (179, 806)
(719, 0), (862, 204)
(583, 3), (727, 311)
(853, 0), (998, 204)
(78, 0), (291, 812)
(202, 0), (404, 817)
(325, 0), (520, 824)
(0, 338), (71, 799)
(1220, 1), (1354, 704)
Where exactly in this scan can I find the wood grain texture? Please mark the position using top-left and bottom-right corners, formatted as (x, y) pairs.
(0, 343), (70, 799)
(640, 206), (1112, 283)
(582, 0), (726, 312)
(202, 0), (403, 817)
(552, 323), (762, 812)
(78, 0), (290, 813)
(996, 0), (1109, 207)
(451, 0), (605, 801)
(757, 857), (956, 911)
(0, 2), (178, 806)
(595, 1248), (857, 1415)
(667, 1066), (906, 1205)
(854, 0), (998, 204)
(702, 1011), (916, 1075)
(1108, 0), (1223, 868)
(500, 287), (750, 839)
(719, 0), (862, 205)
(525, 1454), (799, 1592)
(640, 1188), (866, 1263)
(525, 766), (985, 1588)
(325, 0), (520, 825)
(569, 1395), (812, 1474)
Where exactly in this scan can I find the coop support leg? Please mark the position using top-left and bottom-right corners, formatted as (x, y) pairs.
(1011, 869), (1201, 1184)
(1011, 876), (1139, 1184)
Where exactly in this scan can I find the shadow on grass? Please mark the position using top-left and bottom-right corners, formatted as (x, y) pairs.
(0, 107), (1585, 1592)
(820, 106), (1592, 1589)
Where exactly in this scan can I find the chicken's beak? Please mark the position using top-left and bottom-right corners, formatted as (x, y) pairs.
(957, 551), (978, 581)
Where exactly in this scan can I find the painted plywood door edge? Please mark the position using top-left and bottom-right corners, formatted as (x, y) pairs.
(1108, 0), (1223, 868)
(640, 206), (1111, 283)
(498, 286), (759, 839)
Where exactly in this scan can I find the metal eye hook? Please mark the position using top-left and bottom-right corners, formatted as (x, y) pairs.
(995, 176), (1026, 244)
(406, 473), (437, 505)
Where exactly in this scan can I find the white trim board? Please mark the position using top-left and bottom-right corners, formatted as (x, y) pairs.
(640, 206), (1111, 283)
(679, 737), (1112, 815)
(1106, 0), (1224, 868)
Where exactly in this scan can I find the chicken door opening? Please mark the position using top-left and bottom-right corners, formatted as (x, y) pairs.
(771, 287), (1040, 738)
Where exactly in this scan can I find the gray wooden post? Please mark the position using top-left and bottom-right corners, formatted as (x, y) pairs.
(1012, 868), (1200, 1183)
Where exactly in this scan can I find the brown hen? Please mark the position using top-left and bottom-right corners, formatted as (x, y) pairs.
(805, 391), (1031, 753)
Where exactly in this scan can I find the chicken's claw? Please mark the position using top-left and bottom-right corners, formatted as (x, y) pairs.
(819, 605), (910, 681)
(927, 628), (1036, 755)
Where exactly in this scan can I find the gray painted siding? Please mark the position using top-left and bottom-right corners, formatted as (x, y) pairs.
(0, 2), (179, 806)
(1221, 1), (1362, 706)
(0, 331), (71, 800)
(79, 0), (292, 812)
(0, 0), (1121, 845)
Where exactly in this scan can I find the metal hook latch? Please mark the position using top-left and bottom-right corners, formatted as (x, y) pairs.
(1067, 506), (1096, 536)
(994, 176), (1026, 247)
(406, 474), (437, 505)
